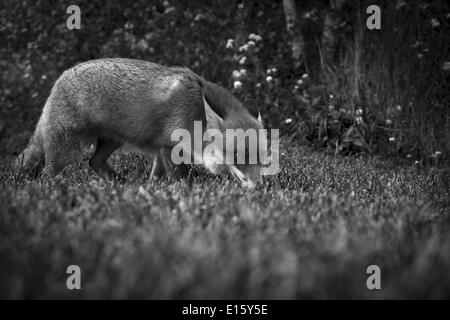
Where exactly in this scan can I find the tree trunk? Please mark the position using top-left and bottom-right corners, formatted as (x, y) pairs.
(282, 0), (304, 68)
(353, 0), (362, 103)
(321, 0), (345, 65)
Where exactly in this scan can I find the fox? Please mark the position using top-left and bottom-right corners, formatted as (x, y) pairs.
(16, 58), (265, 188)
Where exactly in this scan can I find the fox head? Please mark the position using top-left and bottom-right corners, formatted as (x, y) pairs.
(201, 91), (266, 189)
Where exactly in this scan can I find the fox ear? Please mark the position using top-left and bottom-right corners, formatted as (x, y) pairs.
(244, 99), (261, 120)
(257, 112), (263, 124)
(203, 96), (224, 128)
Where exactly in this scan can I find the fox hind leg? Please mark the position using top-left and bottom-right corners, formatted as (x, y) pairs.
(17, 141), (45, 178)
(42, 128), (81, 177)
(89, 137), (122, 180)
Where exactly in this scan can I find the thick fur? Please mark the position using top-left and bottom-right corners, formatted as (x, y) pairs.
(17, 58), (263, 184)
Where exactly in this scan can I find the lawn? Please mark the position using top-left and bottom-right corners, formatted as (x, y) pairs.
(1, 142), (450, 299)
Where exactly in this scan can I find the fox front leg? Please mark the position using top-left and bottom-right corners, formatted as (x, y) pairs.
(150, 151), (166, 179)
(89, 138), (123, 181)
(153, 148), (192, 186)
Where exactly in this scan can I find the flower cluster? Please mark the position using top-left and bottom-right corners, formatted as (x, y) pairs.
(226, 33), (263, 91)
(292, 73), (310, 93)
(225, 33), (262, 51)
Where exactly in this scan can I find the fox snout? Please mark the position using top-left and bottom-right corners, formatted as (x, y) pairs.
(227, 164), (263, 189)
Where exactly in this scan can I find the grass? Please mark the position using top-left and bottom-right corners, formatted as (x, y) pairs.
(1, 141), (450, 299)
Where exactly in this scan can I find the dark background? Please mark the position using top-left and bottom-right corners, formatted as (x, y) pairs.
(1, 0), (449, 162)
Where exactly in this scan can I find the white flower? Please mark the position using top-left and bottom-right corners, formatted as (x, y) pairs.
(193, 13), (206, 22)
(396, 0), (406, 9)
(285, 118), (292, 124)
(249, 33), (262, 41)
(435, 151), (442, 156)
(356, 109), (363, 116)
(239, 69), (247, 76)
(239, 56), (247, 65)
(415, 160), (420, 165)
(395, 105), (402, 111)
(407, 154), (412, 158)
(266, 68), (272, 74)
(226, 39), (234, 49)
(302, 73), (309, 79)
(233, 81), (242, 89)
(255, 83), (261, 88)
(293, 85), (299, 91)
(386, 119), (392, 125)
(431, 18), (440, 28)
(239, 44), (249, 52)
(329, 105), (335, 111)
(417, 53), (424, 59)
(412, 40), (422, 48)
(356, 116), (363, 125)
(389, 137), (395, 142)
(232, 70), (241, 80)
(271, 67), (277, 74)
(266, 76), (273, 82)
(296, 79), (303, 86)
(247, 40), (256, 47)
(443, 61), (450, 71)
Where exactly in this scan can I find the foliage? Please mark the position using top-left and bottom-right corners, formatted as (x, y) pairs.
(0, 0), (449, 162)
